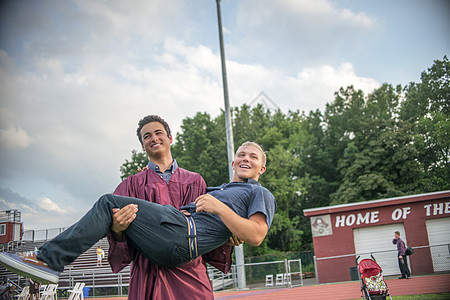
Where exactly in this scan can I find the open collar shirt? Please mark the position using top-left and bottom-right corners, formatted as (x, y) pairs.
(147, 159), (178, 183)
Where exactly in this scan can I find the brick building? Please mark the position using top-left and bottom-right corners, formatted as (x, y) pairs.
(303, 191), (450, 283)
(0, 210), (22, 244)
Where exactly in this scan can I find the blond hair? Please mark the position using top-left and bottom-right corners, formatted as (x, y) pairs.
(235, 141), (267, 166)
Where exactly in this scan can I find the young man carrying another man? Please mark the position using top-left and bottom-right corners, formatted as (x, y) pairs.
(0, 115), (276, 299)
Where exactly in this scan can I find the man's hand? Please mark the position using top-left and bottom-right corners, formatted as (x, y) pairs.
(195, 195), (243, 246)
(195, 194), (226, 214)
(137, 166), (149, 173)
(227, 235), (244, 246)
(111, 204), (138, 241)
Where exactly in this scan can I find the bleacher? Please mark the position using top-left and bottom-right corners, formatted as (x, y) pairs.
(0, 237), (130, 295)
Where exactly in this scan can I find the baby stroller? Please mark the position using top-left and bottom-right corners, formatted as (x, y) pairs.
(356, 255), (392, 300)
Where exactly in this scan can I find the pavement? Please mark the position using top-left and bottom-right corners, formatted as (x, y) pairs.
(214, 273), (450, 300)
(83, 273), (450, 300)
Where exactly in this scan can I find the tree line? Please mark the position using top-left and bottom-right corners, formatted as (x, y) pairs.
(120, 56), (449, 256)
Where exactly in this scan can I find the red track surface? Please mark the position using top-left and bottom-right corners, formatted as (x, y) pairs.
(85, 274), (450, 300)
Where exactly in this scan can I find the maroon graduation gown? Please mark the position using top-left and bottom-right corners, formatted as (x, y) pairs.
(108, 167), (232, 299)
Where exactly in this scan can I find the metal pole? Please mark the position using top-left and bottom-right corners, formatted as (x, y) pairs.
(215, 0), (234, 178)
(215, 0), (246, 289)
(314, 255), (318, 285)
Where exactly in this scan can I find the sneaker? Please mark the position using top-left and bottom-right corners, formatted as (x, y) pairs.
(0, 251), (60, 283)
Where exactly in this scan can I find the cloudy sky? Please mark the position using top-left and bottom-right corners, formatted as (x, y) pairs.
(0, 0), (448, 231)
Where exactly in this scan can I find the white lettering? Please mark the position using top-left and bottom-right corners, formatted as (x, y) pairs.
(424, 204), (432, 216)
(445, 202), (450, 214)
(333, 210), (384, 228)
(392, 208), (402, 221)
(357, 212), (370, 225)
(434, 203), (444, 215)
(346, 214), (356, 226)
(370, 211), (379, 223)
(335, 215), (345, 228)
(402, 207), (411, 219)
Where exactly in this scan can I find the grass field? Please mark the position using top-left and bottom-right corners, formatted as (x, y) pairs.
(392, 295), (450, 299)
(354, 294), (450, 300)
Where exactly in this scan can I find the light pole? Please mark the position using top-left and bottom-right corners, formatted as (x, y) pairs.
(215, 0), (246, 290)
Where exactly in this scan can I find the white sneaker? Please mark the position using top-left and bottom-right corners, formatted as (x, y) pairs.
(0, 251), (60, 283)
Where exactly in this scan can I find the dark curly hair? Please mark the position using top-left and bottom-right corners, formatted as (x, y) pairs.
(136, 115), (171, 145)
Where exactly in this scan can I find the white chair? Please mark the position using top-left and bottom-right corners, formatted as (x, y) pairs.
(265, 274), (273, 287)
(17, 286), (30, 300)
(39, 285), (47, 298)
(67, 282), (81, 295)
(284, 273), (291, 285)
(67, 282), (85, 300)
(41, 283), (58, 300)
(275, 273), (284, 286)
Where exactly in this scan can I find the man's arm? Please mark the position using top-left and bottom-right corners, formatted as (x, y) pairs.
(195, 194), (268, 247)
(398, 239), (406, 258)
(107, 177), (139, 273)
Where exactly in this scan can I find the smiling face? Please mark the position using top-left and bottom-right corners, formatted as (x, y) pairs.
(140, 121), (173, 159)
(232, 144), (266, 182)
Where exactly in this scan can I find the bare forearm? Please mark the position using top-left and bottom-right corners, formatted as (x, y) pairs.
(217, 205), (267, 246)
(195, 194), (268, 246)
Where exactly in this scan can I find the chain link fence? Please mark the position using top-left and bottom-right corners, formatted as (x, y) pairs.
(315, 244), (450, 282)
(209, 251), (314, 291)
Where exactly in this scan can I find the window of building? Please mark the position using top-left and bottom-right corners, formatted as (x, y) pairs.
(0, 224), (5, 235)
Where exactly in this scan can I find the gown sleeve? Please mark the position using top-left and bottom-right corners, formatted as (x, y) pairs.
(107, 177), (138, 273)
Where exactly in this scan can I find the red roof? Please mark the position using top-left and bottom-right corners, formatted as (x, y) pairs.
(303, 190), (450, 217)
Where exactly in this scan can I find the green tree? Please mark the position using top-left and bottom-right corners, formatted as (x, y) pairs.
(329, 84), (428, 204)
(401, 56), (450, 190)
(261, 144), (304, 251)
(267, 212), (303, 252)
(119, 149), (148, 181)
(171, 112), (228, 186)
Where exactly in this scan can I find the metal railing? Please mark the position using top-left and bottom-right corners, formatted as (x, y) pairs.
(22, 228), (67, 242)
(60, 267), (130, 297)
(60, 256), (306, 295)
(208, 258), (304, 291)
(0, 210), (21, 223)
(208, 264), (236, 290)
(1, 228), (67, 252)
(0, 240), (24, 252)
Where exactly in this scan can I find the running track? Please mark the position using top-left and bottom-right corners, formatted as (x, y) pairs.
(86, 273), (449, 300)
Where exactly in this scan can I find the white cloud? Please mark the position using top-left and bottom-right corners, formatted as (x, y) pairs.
(233, 0), (378, 71)
(248, 0), (373, 26)
(288, 63), (380, 104)
(0, 125), (33, 149)
(0, 50), (13, 72)
(35, 58), (65, 80)
(38, 197), (67, 214)
(225, 60), (380, 112)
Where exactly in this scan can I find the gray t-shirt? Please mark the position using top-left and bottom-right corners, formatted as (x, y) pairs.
(190, 179), (276, 254)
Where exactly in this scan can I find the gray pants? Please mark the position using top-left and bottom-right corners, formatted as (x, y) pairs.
(398, 255), (411, 278)
(37, 194), (191, 271)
